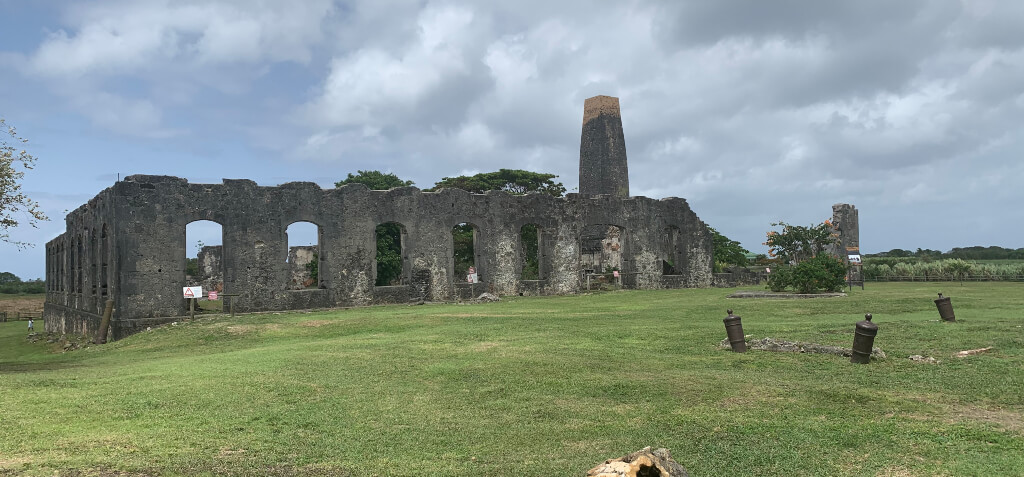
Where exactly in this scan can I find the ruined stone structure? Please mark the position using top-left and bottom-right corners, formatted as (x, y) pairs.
(43, 95), (713, 340)
(830, 203), (860, 261)
(286, 245), (318, 289)
(189, 245), (223, 292)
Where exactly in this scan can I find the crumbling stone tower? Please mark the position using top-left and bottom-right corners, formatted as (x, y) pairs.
(832, 203), (860, 259)
(579, 95), (629, 198)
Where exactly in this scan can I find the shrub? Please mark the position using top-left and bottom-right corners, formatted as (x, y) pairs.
(768, 255), (846, 293)
(767, 267), (792, 292)
(791, 255), (846, 293)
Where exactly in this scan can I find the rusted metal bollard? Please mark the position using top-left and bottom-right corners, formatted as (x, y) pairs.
(934, 293), (955, 322)
(851, 313), (878, 364)
(723, 309), (747, 353)
(94, 299), (114, 344)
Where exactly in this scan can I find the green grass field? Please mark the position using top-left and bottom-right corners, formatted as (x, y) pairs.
(2, 283), (1022, 476)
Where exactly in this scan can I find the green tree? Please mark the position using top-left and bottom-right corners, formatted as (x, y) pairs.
(764, 220), (839, 264)
(709, 227), (750, 270)
(335, 171), (414, 286)
(1, 119), (48, 247)
(375, 224), (403, 286)
(336, 170), (414, 190)
(429, 169), (566, 197)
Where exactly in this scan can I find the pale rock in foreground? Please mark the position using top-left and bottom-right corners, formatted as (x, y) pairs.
(587, 447), (689, 477)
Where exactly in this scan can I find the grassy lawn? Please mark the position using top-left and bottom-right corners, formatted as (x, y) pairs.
(1, 283), (1022, 476)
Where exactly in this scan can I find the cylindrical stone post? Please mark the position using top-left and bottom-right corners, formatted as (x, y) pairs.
(723, 309), (747, 353)
(935, 293), (955, 322)
(851, 314), (878, 364)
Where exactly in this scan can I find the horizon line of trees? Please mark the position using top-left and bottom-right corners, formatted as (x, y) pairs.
(866, 246), (1024, 261)
(0, 272), (44, 294)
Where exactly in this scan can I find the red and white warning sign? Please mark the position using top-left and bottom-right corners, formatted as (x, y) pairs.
(183, 286), (202, 299)
(208, 290), (218, 300)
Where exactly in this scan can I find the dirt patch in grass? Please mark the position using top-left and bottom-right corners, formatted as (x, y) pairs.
(299, 320), (333, 327)
(54, 468), (157, 477)
(434, 313), (512, 318)
(226, 323), (282, 334)
(472, 341), (500, 351)
(949, 405), (1024, 433)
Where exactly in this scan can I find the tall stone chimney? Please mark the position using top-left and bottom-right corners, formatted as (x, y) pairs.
(579, 95), (629, 198)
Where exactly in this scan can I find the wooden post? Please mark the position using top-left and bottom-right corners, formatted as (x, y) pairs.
(94, 299), (114, 344)
(189, 298), (195, 320)
(230, 297), (235, 317)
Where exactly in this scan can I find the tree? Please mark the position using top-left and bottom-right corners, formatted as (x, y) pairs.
(709, 227), (750, 269)
(1, 119), (48, 247)
(335, 171), (415, 286)
(763, 220), (839, 264)
(428, 169), (566, 197)
(335, 170), (414, 190)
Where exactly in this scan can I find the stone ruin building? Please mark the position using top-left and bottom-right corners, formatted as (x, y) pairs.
(43, 95), (714, 341)
(831, 203), (860, 261)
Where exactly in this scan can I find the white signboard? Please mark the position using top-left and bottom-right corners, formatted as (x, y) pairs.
(183, 286), (202, 299)
(848, 254), (862, 264)
(467, 273), (479, 284)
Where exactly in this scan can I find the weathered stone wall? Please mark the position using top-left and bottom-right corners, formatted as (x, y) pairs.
(286, 245), (317, 289)
(189, 245), (223, 292)
(44, 179), (711, 338)
(43, 95), (714, 340)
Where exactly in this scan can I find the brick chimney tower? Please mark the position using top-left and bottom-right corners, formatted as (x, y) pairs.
(579, 95), (629, 198)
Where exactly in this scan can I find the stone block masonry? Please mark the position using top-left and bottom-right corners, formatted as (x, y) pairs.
(44, 96), (714, 340)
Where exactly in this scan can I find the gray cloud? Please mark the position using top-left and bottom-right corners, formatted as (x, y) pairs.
(2, 0), (1023, 278)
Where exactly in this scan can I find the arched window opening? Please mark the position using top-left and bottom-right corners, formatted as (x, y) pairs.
(286, 221), (321, 289)
(520, 224), (542, 280)
(581, 224), (624, 274)
(453, 223), (480, 283)
(75, 234), (83, 294)
(663, 226), (682, 275)
(90, 228), (98, 297)
(185, 220), (224, 295)
(375, 222), (407, 286)
(101, 225), (110, 298)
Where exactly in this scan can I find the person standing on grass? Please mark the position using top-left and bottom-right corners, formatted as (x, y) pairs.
(28, 319), (34, 332)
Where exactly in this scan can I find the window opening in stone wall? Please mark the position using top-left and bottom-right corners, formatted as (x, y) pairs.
(520, 224), (543, 280)
(286, 221), (321, 289)
(453, 223), (480, 282)
(75, 234), (83, 294)
(375, 222), (407, 286)
(56, 243), (63, 292)
(90, 228), (97, 298)
(663, 225), (682, 275)
(101, 224), (110, 299)
(581, 224), (624, 274)
(185, 220), (224, 296)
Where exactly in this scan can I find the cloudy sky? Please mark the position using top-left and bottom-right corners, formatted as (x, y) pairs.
(2, 0), (1023, 279)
